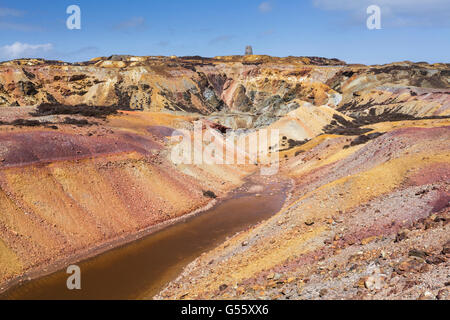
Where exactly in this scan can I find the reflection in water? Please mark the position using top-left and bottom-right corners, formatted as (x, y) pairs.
(2, 185), (287, 300)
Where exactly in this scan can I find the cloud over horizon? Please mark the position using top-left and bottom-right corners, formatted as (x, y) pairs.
(0, 42), (53, 60)
(0, 22), (44, 32)
(313, 0), (450, 27)
(114, 16), (147, 31)
(209, 35), (235, 45)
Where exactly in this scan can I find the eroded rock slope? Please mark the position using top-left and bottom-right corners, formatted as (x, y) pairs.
(0, 55), (449, 299)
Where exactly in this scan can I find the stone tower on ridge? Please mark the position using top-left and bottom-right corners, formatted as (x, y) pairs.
(245, 45), (253, 56)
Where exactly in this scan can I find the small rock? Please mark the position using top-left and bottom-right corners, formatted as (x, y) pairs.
(287, 277), (295, 283)
(397, 260), (414, 273)
(357, 277), (367, 289)
(242, 241), (249, 247)
(364, 275), (385, 291)
(319, 288), (328, 297)
(395, 231), (408, 242)
(436, 288), (449, 300)
(418, 291), (435, 300)
(426, 255), (446, 265)
(409, 249), (428, 260)
(305, 219), (315, 226)
(442, 241), (450, 255)
(179, 292), (189, 299)
(203, 190), (217, 199)
(219, 284), (228, 292)
(361, 236), (379, 245)
(419, 264), (431, 273)
(403, 280), (418, 290)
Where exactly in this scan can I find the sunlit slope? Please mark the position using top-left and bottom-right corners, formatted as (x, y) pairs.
(157, 121), (449, 300)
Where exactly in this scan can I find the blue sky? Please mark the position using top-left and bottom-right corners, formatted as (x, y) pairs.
(0, 0), (449, 64)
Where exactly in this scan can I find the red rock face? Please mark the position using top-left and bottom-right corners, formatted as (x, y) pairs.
(0, 130), (161, 168)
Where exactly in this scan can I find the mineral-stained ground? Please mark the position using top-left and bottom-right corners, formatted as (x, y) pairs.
(0, 55), (449, 299)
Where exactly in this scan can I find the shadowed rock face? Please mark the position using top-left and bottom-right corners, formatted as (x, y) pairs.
(0, 56), (346, 115)
(1, 56), (448, 129)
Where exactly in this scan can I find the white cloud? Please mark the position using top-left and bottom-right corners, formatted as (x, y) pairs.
(0, 42), (53, 60)
(313, 0), (450, 27)
(209, 35), (235, 45)
(0, 22), (42, 32)
(0, 7), (43, 32)
(65, 46), (99, 57)
(156, 40), (170, 47)
(0, 7), (24, 17)
(258, 2), (272, 13)
(114, 17), (146, 31)
(261, 29), (275, 36)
